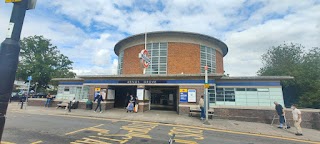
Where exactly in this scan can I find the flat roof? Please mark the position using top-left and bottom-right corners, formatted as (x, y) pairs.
(114, 31), (229, 56)
(52, 75), (293, 81)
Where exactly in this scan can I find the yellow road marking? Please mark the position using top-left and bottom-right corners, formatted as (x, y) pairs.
(10, 111), (320, 144)
(31, 141), (42, 144)
(65, 124), (106, 135)
(169, 127), (204, 140)
(1, 141), (16, 144)
(89, 135), (130, 144)
(71, 137), (111, 144)
(175, 139), (198, 144)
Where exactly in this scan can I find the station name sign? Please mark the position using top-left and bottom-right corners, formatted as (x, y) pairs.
(118, 80), (167, 84)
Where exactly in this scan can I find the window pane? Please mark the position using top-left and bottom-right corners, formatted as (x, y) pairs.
(224, 88), (234, 91)
(216, 94), (224, 101)
(225, 95), (235, 102)
(200, 45), (216, 74)
(236, 88), (246, 91)
(246, 88), (257, 91)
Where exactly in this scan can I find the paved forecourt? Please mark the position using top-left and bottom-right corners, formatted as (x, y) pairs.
(2, 111), (318, 144)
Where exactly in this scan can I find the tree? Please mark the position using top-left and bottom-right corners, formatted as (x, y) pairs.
(16, 35), (76, 92)
(258, 43), (320, 108)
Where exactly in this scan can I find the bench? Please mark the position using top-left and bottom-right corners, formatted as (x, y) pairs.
(189, 105), (214, 119)
(57, 100), (79, 109)
(57, 100), (69, 109)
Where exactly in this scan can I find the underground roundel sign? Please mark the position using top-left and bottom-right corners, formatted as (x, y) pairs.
(139, 49), (151, 68)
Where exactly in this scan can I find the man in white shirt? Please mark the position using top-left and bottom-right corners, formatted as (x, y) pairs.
(291, 104), (303, 136)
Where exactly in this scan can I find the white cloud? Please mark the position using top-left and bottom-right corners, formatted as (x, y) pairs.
(224, 4), (320, 76)
(1, 0), (320, 76)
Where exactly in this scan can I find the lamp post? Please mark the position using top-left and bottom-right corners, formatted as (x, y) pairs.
(203, 66), (210, 125)
(0, 0), (36, 141)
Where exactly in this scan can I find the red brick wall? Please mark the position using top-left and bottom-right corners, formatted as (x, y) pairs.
(120, 43), (224, 75)
(179, 85), (204, 104)
(214, 108), (320, 130)
(168, 42), (201, 74)
(216, 50), (224, 74)
(122, 45), (144, 74)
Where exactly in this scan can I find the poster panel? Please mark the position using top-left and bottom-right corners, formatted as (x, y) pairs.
(144, 90), (151, 100)
(107, 89), (115, 100)
(179, 89), (188, 102)
(188, 89), (196, 102)
(136, 89), (144, 100)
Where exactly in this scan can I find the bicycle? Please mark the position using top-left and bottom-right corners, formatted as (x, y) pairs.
(168, 133), (175, 144)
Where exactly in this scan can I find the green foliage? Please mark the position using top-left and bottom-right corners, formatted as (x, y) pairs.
(258, 43), (320, 108)
(16, 35), (76, 91)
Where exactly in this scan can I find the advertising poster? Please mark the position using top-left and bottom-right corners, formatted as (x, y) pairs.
(94, 88), (101, 99)
(188, 89), (197, 102)
(144, 90), (151, 100)
(179, 89), (188, 102)
(136, 89), (144, 100)
(107, 89), (115, 100)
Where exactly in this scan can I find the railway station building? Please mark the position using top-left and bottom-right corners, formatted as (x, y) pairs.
(53, 31), (292, 114)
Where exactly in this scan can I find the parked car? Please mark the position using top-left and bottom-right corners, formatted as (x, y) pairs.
(33, 92), (47, 98)
(10, 92), (21, 101)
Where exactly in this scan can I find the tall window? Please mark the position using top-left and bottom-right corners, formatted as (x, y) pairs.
(145, 42), (168, 74)
(216, 88), (235, 102)
(117, 51), (124, 75)
(200, 45), (216, 73)
(208, 86), (216, 103)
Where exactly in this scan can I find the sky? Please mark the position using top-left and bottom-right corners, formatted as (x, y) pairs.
(1, 0), (320, 76)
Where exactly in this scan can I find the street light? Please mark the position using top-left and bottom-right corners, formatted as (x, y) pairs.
(0, 0), (36, 141)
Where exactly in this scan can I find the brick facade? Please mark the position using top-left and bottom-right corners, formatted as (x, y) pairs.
(214, 108), (320, 130)
(167, 42), (201, 74)
(216, 50), (224, 74)
(120, 42), (224, 75)
(122, 45), (144, 75)
(178, 85), (205, 115)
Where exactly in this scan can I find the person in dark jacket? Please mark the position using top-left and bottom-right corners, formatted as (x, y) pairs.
(274, 101), (285, 128)
(94, 92), (103, 113)
(124, 93), (130, 109)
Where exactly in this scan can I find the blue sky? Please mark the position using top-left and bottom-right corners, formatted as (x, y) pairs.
(1, 0), (320, 76)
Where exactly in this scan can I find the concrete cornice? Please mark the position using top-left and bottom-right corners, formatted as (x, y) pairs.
(114, 31), (229, 56)
(52, 75), (293, 81)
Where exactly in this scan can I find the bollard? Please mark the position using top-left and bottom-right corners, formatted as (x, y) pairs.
(20, 101), (23, 109)
(68, 101), (72, 112)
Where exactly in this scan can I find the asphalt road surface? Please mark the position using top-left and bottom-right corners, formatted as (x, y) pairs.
(2, 112), (314, 144)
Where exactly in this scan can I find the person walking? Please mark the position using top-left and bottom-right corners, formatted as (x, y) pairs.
(94, 91), (103, 113)
(124, 93), (130, 109)
(127, 100), (134, 113)
(199, 95), (205, 120)
(274, 101), (285, 128)
(44, 93), (52, 107)
(291, 104), (303, 136)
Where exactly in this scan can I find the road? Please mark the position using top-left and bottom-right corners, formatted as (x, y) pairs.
(1, 112), (315, 144)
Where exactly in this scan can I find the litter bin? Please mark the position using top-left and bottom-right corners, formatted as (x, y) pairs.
(86, 100), (93, 110)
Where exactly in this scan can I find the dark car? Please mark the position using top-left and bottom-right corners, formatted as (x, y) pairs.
(10, 92), (21, 102)
(33, 92), (47, 98)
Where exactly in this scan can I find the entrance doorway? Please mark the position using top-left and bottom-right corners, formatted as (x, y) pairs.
(146, 86), (178, 111)
(110, 86), (137, 108)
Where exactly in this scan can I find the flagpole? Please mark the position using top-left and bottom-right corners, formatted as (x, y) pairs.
(143, 29), (147, 74)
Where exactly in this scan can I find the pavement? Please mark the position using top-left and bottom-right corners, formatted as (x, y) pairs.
(2, 102), (320, 144)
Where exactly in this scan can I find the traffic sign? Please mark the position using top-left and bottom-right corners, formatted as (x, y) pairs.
(204, 84), (210, 88)
(27, 76), (32, 81)
(138, 49), (151, 68)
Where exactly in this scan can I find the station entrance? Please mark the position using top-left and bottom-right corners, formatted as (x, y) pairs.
(146, 86), (178, 111)
(111, 86), (137, 108)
